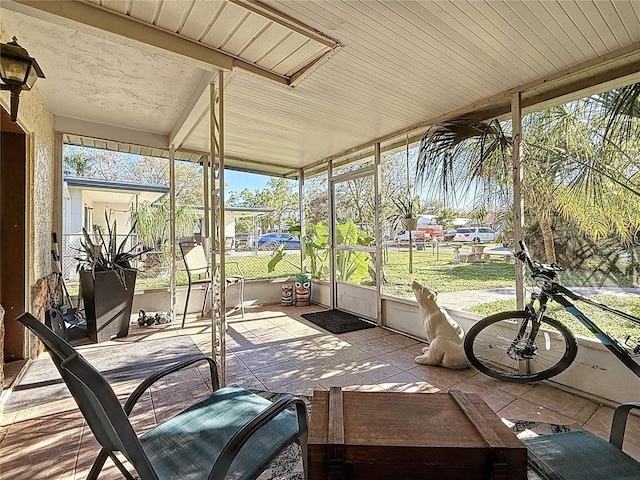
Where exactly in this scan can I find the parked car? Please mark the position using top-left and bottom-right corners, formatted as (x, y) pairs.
(394, 230), (430, 245)
(453, 227), (497, 243)
(444, 230), (457, 242)
(256, 232), (301, 250)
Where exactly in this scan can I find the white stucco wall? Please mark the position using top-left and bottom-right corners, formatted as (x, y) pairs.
(1, 25), (56, 288)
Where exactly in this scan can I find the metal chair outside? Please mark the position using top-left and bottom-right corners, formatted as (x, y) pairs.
(180, 241), (245, 327)
(223, 260), (245, 318)
(179, 241), (212, 328)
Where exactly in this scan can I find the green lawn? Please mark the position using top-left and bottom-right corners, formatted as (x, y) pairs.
(383, 250), (639, 341)
(469, 294), (640, 341)
(66, 248), (639, 341)
(382, 252), (516, 297)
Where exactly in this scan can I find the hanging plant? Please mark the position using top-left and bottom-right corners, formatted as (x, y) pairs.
(390, 195), (419, 231)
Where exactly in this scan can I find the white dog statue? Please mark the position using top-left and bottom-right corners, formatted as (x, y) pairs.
(412, 281), (470, 369)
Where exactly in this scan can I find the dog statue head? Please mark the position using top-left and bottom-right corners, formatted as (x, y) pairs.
(411, 281), (438, 308)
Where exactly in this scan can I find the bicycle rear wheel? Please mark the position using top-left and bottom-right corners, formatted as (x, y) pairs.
(464, 311), (578, 383)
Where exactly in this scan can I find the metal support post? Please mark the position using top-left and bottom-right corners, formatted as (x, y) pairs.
(169, 145), (176, 323)
(511, 92), (525, 309)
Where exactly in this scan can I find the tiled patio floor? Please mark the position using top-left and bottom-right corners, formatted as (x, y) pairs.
(2, 304), (639, 478)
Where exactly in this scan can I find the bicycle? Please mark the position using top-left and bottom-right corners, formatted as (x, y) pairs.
(463, 240), (640, 383)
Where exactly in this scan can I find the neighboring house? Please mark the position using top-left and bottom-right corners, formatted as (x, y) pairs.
(62, 176), (169, 278)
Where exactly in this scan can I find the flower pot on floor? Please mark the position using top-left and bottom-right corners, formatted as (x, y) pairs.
(80, 269), (136, 343)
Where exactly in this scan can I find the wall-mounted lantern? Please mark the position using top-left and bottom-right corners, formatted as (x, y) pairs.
(0, 37), (45, 122)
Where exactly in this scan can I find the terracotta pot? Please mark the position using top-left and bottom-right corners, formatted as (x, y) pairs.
(400, 217), (418, 231)
(79, 269), (136, 343)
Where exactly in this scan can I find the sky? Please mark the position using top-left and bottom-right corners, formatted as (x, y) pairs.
(224, 170), (270, 193)
(64, 144), (274, 194)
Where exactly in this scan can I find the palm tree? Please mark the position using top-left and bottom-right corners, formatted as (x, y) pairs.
(416, 118), (515, 248)
(526, 103), (640, 250)
(596, 83), (640, 144)
(64, 151), (92, 176)
(416, 118), (512, 201)
(132, 199), (198, 249)
(415, 84), (640, 264)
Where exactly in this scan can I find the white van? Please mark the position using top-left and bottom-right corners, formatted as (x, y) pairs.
(453, 226), (496, 243)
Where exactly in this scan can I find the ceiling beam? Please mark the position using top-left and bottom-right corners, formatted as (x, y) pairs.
(9, 0), (294, 86)
(289, 44), (343, 88)
(521, 58), (640, 111)
(460, 43), (640, 122)
(170, 71), (219, 149)
(9, 0), (235, 71)
(55, 116), (169, 150)
(230, 0), (340, 49)
(229, 0), (343, 87)
(55, 114), (297, 174)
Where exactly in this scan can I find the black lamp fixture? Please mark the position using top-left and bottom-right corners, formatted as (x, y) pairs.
(0, 36), (45, 122)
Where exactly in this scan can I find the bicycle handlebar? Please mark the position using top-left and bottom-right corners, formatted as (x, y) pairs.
(515, 240), (562, 280)
(516, 240), (534, 269)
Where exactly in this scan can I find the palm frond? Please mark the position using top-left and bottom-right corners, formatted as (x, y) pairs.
(416, 117), (512, 201)
(597, 83), (640, 143)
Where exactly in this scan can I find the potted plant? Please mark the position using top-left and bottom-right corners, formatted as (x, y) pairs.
(76, 217), (148, 342)
(390, 194), (421, 274)
(392, 195), (418, 231)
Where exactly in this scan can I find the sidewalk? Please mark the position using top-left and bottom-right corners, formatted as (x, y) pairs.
(438, 287), (640, 311)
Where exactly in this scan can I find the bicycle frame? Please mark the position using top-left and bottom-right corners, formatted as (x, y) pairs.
(545, 283), (640, 377)
(465, 241), (640, 383)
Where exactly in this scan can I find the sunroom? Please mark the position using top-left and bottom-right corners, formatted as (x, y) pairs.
(1, 1), (640, 477)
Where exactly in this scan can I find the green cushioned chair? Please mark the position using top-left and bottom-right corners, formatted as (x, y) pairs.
(523, 403), (640, 480)
(18, 313), (308, 480)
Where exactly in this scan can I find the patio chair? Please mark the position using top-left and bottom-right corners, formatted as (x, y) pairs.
(223, 261), (245, 318)
(224, 236), (235, 253)
(523, 402), (640, 479)
(180, 241), (245, 327)
(180, 240), (212, 328)
(18, 312), (309, 480)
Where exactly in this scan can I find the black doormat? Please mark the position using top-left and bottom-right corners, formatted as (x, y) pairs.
(300, 309), (376, 334)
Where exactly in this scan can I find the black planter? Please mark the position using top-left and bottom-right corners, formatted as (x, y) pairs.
(79, 269), (136, 343)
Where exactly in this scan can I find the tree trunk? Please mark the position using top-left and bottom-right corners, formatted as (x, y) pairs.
(537, 212), (556, 264)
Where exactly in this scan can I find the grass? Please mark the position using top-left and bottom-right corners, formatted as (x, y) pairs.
(382, 252), (516, 297)
(65, 248), (639, 341)
(381, 250), (640, 341)
(469, 294), (640, 341)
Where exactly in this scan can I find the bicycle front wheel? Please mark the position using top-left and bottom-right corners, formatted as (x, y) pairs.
(464, 311), (578, 383)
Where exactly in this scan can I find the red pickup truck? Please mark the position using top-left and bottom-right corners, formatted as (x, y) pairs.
(416, 215), (445, 241)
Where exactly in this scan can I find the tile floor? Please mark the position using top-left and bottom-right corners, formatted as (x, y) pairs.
(1, 304), (639, 479)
